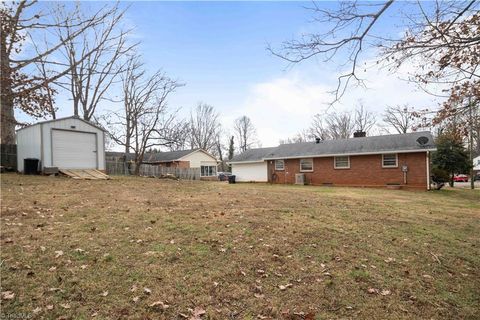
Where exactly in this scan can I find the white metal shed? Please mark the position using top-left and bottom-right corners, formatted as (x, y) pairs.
(16, 116), (106, 173)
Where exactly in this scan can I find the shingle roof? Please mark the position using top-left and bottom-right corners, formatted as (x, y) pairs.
(106, 148), (208, 163)
(229, 147), (277, 162)
(230, 132), (436, 162)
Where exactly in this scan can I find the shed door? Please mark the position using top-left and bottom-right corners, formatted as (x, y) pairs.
(52, 130), (97, 169)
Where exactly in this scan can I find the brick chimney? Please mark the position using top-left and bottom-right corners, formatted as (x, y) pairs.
(353, 131), (366, 138)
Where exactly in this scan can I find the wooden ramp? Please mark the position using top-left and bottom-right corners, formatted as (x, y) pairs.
(59, 169), (110, 180)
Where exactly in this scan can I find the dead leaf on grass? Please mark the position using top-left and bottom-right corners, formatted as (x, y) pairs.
(380, 289), (391, 296)
(1, 291), (15, 300)
(144, 287), (152, 295)
(190, 306), (206, 319)
(132, 296), (140, 303)
(100, 291), (109, 297)
(46, 305), (54, 310)
(60, 303), (70, 309)
(33, 307), (42, 314)
(279, 283), (292, 290)
(367, 288), (379, 294)
(48, 266), (57, 272)
(149, 300), (169, 310)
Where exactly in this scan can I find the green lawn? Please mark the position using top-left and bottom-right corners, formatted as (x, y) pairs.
(1, 174), (479, 319)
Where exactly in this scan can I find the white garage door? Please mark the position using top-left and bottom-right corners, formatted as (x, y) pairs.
(232, 162), (268, 182)
(52, 130), (97, 169)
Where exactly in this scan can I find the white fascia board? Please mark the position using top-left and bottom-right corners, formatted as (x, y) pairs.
(227, 160), (265, 165)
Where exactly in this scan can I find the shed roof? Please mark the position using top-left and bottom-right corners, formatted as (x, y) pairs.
(230, 131), (436, 163)
(16, 116), (107, 132)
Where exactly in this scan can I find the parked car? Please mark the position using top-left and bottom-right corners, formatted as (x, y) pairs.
(217, 172), (232, 181)
(474, 174), (480, 181)
(453, 174), (469, 182)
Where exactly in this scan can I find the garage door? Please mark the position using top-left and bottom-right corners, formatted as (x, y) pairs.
(232, 162), (268, 182)
(52, 130), (97, 169)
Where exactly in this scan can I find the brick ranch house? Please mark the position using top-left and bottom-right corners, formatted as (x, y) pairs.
(229, 132), (437, 190)
(106, 148), (219, 177)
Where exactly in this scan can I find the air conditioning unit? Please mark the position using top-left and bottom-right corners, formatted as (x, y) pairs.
(295, 173), (306, 185)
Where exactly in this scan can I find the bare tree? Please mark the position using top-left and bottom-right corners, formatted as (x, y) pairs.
(326, 112), (354, 139)
(382, 105), (415, 134)
(214, 130), (229, 172)
(166, 120), (190, 151)
(308, 114), (330, 141)
(54, 2), (135, 120)
(279, 130), (311, 144)
(234, 115), (257, 152)
(189, 103), (221, 153)
(269, 1), (479, 126)
(0, 1), (123, 144)
(103, 55), (183, 175)
(354, 103), (376, 133)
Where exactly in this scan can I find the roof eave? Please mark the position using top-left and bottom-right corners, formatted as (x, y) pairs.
(262, 148), (437, 160)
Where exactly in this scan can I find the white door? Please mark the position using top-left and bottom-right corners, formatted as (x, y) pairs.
(232, 162), (268, 182)
(52, 130), (97, 169)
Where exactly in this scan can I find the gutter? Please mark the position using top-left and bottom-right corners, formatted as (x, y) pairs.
(262, 148), (437, 161)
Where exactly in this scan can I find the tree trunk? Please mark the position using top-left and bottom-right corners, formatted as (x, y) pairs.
(0, 33), (16, 145)
(449, 174), (454, 187)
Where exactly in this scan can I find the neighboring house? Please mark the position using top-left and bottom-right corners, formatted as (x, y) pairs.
(17, 116), (106, 173)
(473, 155), (480, 173)
(106, 148), (218, 178)
(229, 131), (436, 190)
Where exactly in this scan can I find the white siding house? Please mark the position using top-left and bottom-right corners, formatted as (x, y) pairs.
(17, 116), (106, 173)
(179, 149), (218, 168)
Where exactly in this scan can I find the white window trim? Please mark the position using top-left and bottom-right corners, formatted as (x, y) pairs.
(274, 159), (285, 171)
(299, 158), (314, 172)
(200, 165), (216, 177)
(334, 156), (350, 169)
(382, 153), (398, 168)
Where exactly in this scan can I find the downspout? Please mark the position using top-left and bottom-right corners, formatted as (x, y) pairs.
(426, 151), (431, 190)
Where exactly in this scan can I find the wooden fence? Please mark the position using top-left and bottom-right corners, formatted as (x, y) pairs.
(106, 161), (201, 180)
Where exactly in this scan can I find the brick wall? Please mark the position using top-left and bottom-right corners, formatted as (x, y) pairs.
(267, 152), (428, 190)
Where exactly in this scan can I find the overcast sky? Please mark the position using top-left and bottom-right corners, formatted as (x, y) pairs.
(21, 1), (442, 148)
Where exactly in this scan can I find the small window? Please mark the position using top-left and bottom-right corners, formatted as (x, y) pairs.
(201, 165), (216, 177)
(382, 154), (398, 168)
(300, 158), (313, 172)
(275, 160), (284, 171)
(334, 156), (350, 169)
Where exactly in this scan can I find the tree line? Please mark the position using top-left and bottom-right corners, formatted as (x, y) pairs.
(1, 1), (478, 179)
(0, 1), (260, 172)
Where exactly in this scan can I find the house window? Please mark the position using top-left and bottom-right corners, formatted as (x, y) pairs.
(300, 158), (313, 172)
(334, 156), (350, 169)
(201, 165), (216, 177)
(275, 160), (285, 171)
(382, 154), (398, 168)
